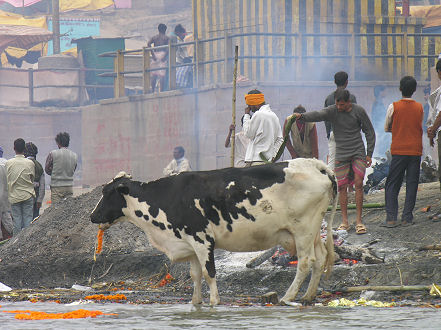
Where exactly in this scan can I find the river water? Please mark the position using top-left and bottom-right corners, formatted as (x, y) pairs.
(1, 300), (441, 329)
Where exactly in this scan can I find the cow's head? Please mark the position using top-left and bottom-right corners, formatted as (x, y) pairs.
(90, 172), (132, 227)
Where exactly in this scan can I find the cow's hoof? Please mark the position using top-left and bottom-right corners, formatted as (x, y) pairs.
(279, 299), (302, 307)
(300, 299), (315, 306)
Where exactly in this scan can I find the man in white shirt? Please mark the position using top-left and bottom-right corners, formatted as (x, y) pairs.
(225, 116), (250, 168)
(242, 89), (283, 166)
(0, 146), (6, 166)
(163, 146), (192, 177)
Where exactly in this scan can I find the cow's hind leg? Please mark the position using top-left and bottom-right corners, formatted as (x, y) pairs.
(301, 234), (327, 303)
(189, 255), (203, 305)
(280, 235), (315, 304)
(193, 236), (220, 306)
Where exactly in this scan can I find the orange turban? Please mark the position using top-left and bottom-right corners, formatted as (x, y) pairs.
(245, 93), (265, 106)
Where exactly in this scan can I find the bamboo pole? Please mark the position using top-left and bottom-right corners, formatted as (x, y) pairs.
(327, 202), (385, 211)
(230, 45), (238, 167)
(336, 285), (431, 293)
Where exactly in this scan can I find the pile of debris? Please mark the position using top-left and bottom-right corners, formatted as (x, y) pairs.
(246, 220), (383, 269)
(364, 155), (439, 194)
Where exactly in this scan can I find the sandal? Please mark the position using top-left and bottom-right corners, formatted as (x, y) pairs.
(431, 212), (441, 222)
(336, 223), (350, 231)
(355, 224), (367, 235)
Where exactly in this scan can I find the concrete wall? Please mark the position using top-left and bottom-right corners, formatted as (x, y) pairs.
(81, 80), (431, 186)
(0, 80), (433, 188)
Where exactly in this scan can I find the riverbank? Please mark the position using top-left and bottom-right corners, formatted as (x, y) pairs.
(0, 181), (440, 306)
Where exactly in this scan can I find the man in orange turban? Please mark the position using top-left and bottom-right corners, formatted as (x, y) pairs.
(242, 89), (283, 166)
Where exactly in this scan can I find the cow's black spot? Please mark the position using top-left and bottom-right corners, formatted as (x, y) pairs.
(167, 225), (172, 229)
(149, 206), (159, 218)
(193, 234), (204, 244)
(143, 215), (149, 221)
(152, 220), (166, 230)
(204, 235), (216, 278)
(227, 224), (232, 232)
(174, 230), (182, 239)
(135, 210), (143, 217)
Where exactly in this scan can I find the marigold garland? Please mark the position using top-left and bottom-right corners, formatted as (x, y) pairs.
(4, 309), (116, 320)
(95, 229), (104, 254)
(84, 294), (127, 301)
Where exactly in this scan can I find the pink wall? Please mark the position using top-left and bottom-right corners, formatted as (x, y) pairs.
(114, 0), (131, 8)
(0, 81), (432, 187)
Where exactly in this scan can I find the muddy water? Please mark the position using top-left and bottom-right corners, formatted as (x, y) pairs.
(1, 301), (441, 329)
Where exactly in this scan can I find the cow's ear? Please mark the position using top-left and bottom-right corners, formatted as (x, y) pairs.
(116, 184), (129, 195)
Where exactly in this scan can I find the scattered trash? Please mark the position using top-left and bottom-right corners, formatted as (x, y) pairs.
(328, 297), (395, 307)
(420, 156), (439, 183)
(71, 284), (92, 292)
(84, 294), (127, 301)
(420, 206), (431, 213)
(0, 282), (12, 292)
(158, 273), (174, 287)
(364, 159), (390, 194)
(429, 284), (441, 297)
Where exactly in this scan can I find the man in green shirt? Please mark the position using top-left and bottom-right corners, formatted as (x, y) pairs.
(5, 138), (35, 236)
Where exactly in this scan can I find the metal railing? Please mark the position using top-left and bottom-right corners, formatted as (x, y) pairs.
(1, 31), (440, 106)
(102, 31), (441, 98)
(0, 66), (114, 106)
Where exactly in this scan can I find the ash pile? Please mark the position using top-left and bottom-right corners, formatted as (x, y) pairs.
(246, 220), (383, 270)
(0, 187), (167, 289)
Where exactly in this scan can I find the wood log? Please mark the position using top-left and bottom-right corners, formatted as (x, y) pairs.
(246, 247), (278, 268)
(336, 285), (431, 293)
(419, 244), (441, 251)
(334, 245), (384, 264)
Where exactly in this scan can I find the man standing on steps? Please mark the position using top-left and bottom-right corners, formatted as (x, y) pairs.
(293, 89), (376, 235)
(5, 138), (35, 235)
(45, 132), (77, 204)
(242, 89), (283, 166)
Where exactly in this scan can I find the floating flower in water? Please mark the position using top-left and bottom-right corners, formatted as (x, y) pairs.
(328, 298), (395, 308)
(84, 294), (127, 301)
(4, 309), (116, 320)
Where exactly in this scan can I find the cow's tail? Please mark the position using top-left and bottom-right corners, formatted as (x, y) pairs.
(324, 169), (338, 278)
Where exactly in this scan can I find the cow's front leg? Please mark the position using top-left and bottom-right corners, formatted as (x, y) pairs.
(189, 255), (203, 305)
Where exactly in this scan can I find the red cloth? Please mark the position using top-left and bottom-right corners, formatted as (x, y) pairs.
(391, 99), (423, 156)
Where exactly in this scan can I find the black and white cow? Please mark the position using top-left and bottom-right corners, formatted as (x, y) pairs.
(91, 158), (338, 305)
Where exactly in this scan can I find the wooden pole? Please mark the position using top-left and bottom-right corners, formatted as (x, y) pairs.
(28, 68), (33, 106)
(52, 0), (60, 54)
(142, 47), (150, 94)
(230, 45), (239, 167)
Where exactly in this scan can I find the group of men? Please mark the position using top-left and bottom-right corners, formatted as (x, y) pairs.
(147, 23), (193, 92)
(225, 65), (441, 234)
(0, 132), (77, 239)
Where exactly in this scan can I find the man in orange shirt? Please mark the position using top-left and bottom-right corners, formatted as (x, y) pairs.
(383, 76), (423, 227)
